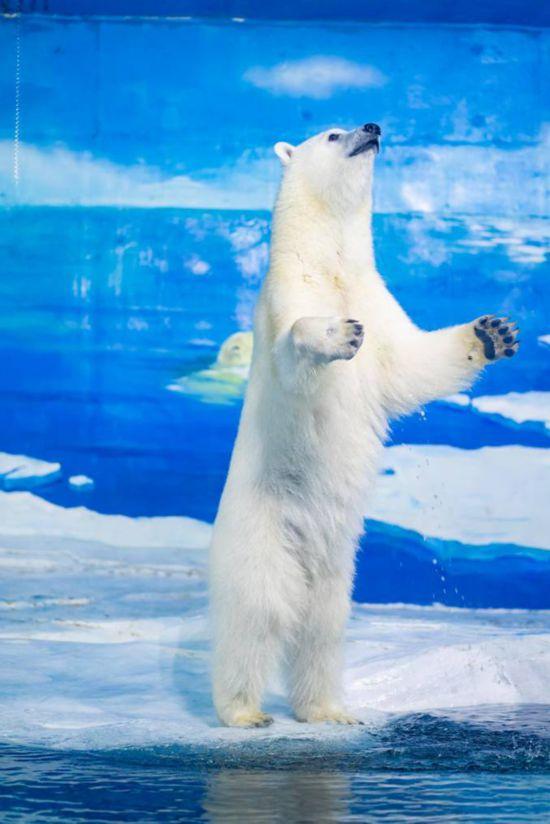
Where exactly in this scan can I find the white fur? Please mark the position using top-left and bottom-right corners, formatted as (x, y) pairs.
(210, 127), (496, 727)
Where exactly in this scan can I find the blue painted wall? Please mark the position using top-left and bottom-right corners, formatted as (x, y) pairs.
(0, 11), (548, 606)
(5, 1), (550, 26)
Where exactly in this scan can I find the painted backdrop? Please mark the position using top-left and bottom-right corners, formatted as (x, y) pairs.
(0, 14), (549, 607)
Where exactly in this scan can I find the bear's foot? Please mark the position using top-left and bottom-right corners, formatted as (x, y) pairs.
(295, 705), (363, 725)
(473, 315), (520, 361)
(221, 709), (274, 728)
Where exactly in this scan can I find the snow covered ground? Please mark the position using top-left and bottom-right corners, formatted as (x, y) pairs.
(0, 509), (548, 753)
(0, 440), (549, 753)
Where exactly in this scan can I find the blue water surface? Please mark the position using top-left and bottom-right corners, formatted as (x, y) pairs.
(2, 705), (550, 822)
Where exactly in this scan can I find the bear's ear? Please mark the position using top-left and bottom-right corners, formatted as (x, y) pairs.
(274, 142), (295, 166)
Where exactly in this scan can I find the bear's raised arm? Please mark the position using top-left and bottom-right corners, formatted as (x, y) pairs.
(379, 314), (520, 418)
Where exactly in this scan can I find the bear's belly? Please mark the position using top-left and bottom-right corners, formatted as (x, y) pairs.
(221, 358), (388, 573)
(257, 384), (385, 563)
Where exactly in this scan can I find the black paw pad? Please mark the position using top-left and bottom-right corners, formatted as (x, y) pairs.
(474, 326), (496, 360)
(474, 314), (520, 362)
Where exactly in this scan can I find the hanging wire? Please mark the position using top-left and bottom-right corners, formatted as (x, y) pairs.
(13, 1), (22, 196)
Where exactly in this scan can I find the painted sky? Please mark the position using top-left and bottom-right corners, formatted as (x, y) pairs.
(0, 17), (548, 213)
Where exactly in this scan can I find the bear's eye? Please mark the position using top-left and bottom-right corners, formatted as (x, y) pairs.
(328, 133), (340, 142)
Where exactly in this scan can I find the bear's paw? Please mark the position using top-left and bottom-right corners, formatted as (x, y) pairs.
(325, 317), (365, 361)
(473, 315), (520, 361)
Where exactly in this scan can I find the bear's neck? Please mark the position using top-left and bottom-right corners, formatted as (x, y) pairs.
(270, 186), (376, 281)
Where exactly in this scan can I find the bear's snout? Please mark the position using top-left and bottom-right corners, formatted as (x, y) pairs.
(362, 123), (381, 136)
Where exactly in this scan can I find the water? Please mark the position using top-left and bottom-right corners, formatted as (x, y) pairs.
(2, 706), (549, 821)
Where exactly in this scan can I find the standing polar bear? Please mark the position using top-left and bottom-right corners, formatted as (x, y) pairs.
(210, 123), (519, 727)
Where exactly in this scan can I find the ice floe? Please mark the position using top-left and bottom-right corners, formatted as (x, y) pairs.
(0, 490), (211, 549)
(69, 475), (95, 491)
(0, 452), (61, 491)
(368, 444), (550, 550)
(442, 393), (471, 407)
(442, 391), (550, 435)
(471, 392), (550, 433)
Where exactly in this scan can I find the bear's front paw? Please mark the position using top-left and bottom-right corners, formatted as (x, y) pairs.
(473, 315), (520, 361)
(325, 317), (364, 361)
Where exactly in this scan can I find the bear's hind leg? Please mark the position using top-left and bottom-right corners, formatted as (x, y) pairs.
(211, 501), (309, 727)
(286, 575), (359, 725)
(212, 613), (280, 727)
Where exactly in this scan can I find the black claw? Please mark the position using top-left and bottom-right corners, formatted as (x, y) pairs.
(346, 318), (359, 323)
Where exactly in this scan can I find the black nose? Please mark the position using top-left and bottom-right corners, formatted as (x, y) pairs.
(363, 123), (381, 136)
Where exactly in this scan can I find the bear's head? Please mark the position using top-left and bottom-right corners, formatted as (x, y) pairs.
(274, 123), (381, 215)
(215, 331), (253, 369)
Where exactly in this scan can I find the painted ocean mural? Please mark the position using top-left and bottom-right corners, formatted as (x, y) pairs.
(0, 12), (549, 815)
(1, 15), (548, 607)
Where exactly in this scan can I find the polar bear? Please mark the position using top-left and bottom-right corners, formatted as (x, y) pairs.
(209, 123), (519, 727)
(216, 331), (254, 370)
(168, 332), (253, 405)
